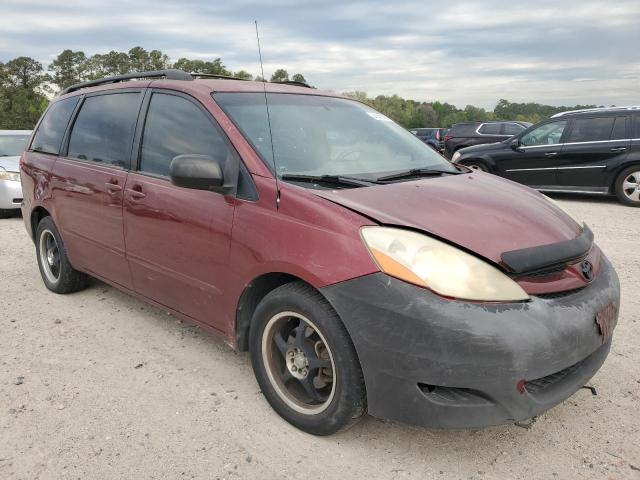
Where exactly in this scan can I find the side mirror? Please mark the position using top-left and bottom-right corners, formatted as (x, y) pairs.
(509, 138), (521, 150)
(170, 154), (224, 191)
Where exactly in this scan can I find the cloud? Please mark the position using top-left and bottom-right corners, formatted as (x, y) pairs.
(0, 0), (638, 108)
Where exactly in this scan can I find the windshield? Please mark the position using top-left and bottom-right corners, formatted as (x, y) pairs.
(0, 135), (30, 157)
(214, 93), (455, 180)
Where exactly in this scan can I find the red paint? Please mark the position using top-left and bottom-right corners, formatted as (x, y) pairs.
(20, 78), (601, 347)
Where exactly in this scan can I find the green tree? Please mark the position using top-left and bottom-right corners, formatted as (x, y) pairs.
(48, 50), (87, 89)
(270, 69), (289, 82)
(233, 70), (253, 80)
(0, 57), (48, 129)
(291, 73), (306, 83)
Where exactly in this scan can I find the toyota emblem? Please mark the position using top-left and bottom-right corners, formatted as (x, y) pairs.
(581, 261), (594, 282)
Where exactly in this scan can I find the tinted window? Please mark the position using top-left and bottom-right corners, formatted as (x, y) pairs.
(140, 93), (232, 177)
(566, 117), (615, 143)
(68, 93), (140, 168)
(521, 120), (567, 147)
(610, 117), (627, 140)
(478, 123), (501, 135)
(502, 123), (525, 136)
(31, 96), (79, 155)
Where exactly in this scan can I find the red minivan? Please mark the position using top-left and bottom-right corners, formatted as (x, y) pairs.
(21, 70), (619, 435)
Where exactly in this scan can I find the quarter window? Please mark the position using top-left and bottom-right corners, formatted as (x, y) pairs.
(566, 117), (615, 143)
(502, 123), (525, 136)
(140, 93), (233, 177)
(478, 123), (501, 135)
(634, 115), (640, 138)
(31, 96), (79, 155)
(520, 120), (567, 147)
(67, 93), (141, 168)
(610, 117), (627, 140)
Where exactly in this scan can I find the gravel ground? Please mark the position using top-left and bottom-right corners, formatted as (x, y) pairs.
(1, 194), (639, 480)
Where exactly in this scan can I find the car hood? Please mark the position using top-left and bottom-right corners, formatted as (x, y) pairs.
(0, 156), (20, 172)
(312, 172), (582, 266)
(458, 141), (508, 156)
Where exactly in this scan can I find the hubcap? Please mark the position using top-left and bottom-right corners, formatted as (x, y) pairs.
(39, 229), (61, 283)
(622, 171), (640, 202)
(262, 312), (336, 414)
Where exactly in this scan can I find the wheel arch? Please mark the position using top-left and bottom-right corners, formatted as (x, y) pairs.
(611, 160), (640, 191)
(235, 272), (317, 351)
(30, 206), (51, 242)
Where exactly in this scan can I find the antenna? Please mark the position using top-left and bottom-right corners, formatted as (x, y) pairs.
(255, 20), (280, 208)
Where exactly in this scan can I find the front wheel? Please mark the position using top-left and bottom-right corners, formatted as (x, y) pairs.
(462, 160), (489, 172)
(614, 166), (640, 206)
(249, 282), (366, 435)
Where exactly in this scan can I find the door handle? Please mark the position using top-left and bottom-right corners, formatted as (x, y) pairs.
(610, 147), (626, 153)
(127, 185), (146, 200)
(544, 152), (558, 157)
(105, 182), (122, 193)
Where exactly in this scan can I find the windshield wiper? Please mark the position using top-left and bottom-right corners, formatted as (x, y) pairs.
(377, 167), (462, 182)
(280, 174), (379, 188)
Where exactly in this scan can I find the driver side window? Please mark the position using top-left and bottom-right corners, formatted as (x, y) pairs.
(520, 120), (567, 147)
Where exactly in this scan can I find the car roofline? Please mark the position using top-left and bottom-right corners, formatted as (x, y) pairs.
(551, 106), (640, 118)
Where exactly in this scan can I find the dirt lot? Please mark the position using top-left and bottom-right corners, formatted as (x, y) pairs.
(1, 194), (639, 480)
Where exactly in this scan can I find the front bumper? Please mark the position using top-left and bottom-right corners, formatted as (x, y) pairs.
(321, 256), (620, 428)
(0, 179), (23, 210)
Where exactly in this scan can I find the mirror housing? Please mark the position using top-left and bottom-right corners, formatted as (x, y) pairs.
(170, 154), (225, 192)
(509, 138), (521, 150)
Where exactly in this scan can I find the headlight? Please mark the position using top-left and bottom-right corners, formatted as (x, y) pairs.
(540, 194), (581, 225)
(0, 168), (20, 182)
(361, 227), (529, 302)
(451, 151), (461, 163)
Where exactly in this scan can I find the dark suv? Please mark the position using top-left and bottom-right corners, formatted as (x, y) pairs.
(409, 127), (446, 152)
(451, 107), (640, 206)
(444, 120), (531, 158)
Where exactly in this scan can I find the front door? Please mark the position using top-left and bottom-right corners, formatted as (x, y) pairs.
(124, 91), (238, 328)
(555, 115), (630, 190)
(498, 119), (568, 187)
(52, 90), (143, 288)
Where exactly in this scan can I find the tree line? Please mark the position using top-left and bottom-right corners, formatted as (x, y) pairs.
(1, 46), (597, 130)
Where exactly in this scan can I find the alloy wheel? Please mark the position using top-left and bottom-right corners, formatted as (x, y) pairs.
(261, 311), (336, 414)
(39, 229), (61, 284)
(622, 170), (640, 202)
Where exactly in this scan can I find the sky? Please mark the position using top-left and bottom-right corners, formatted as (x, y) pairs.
(1, 0), (638, 109)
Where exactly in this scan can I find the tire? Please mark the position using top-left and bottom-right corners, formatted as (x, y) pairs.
(462, 160), (489, 172)
(614, 166), (640, 207)
(249, 282), (366, 435)
(35, 216), (89, 293)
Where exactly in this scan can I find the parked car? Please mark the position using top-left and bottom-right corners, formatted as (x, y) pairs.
(444, 120), (531, 158)
(409, 127), (445, 151)
(21, 70), (619, 435)
(451, 107), (640, 206)
(0, 130), (31, 218)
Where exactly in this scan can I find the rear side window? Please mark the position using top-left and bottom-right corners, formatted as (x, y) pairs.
(610, 116), (627, 140)
(67, 93), (141, 168)
(566, 116), (615, 143)
(31, 96), (79, 155)
(502, 123), (525, 136)
(140, 93), (232, 177)
(478, 123), (501, 135)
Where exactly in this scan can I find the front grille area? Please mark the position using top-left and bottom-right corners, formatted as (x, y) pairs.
(535, 287), (586, 300)
(417, 383), (492, 406)
(525, 357), (586, 394)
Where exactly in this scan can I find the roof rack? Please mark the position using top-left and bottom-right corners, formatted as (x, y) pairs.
(551, 106), (640, 118)
(58, 69), (193, 96)
(272, 80), (313, 88)
(57, 69), (314, 96)
(190, 73), (250, 81)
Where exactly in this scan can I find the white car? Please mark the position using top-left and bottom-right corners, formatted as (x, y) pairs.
(0, 130), (31, 218)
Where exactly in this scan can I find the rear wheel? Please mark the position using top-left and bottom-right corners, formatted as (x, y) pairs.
(249, 282), (366, 435)
(614, 166), (640, 207)
(35, 216), (89, 293)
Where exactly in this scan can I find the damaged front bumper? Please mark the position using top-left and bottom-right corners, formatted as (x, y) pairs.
(321, 255), (620, 428)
